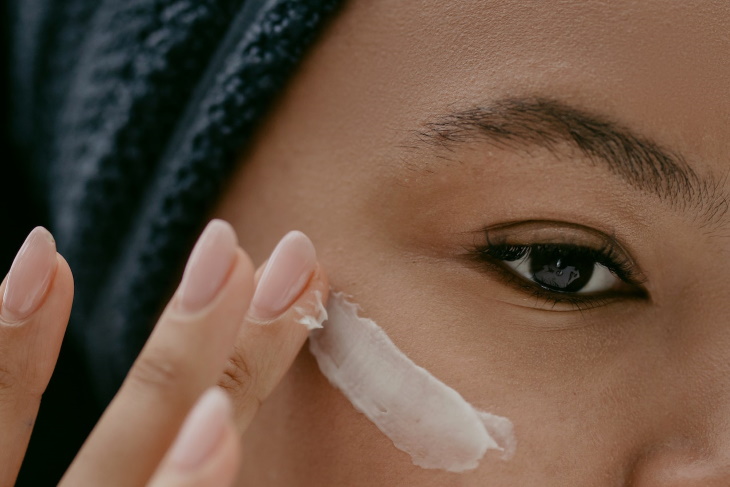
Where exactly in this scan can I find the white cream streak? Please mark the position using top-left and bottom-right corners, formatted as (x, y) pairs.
(308, 291), (516, 473)
(294, 290), (328, 330)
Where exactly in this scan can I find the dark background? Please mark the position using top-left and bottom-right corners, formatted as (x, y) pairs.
(1, 4), (99, 485)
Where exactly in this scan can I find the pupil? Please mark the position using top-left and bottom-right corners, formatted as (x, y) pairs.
(529, 247), (594, 292)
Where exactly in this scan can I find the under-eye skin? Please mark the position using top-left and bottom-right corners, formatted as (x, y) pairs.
(467, 221), (648, 311)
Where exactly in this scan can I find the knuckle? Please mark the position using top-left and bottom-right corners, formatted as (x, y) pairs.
(0, 364), (15, 394)
(127, 348), (188, 394)
(0, 364), (42, 402)
(218, 349), (256, 400)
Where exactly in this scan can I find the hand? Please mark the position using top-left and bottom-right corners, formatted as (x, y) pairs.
(0, 220), (328, 486)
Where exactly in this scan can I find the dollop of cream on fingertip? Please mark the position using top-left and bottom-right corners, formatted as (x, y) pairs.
(294, 289), (328, 330)
(308, 291), (516, 473)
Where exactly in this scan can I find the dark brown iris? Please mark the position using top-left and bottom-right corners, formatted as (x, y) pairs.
(529, 246), (594, 292)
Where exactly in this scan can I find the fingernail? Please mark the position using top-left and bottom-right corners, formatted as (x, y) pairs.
(177, 220), (238, 313)
(1, 227), (57, 323)
(168, 388), (231, 471)
(249, 231), (316, 321)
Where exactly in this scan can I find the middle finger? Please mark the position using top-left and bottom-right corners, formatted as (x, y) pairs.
(61, 220), (254, 487)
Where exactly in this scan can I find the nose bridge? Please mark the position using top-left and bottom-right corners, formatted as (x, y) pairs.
(628, 297), (730, 486)
(629, 451), (730, 487)
(680, 290), (730, 418)
(671, 304), (730, 443)
(627, 376), (730, 486)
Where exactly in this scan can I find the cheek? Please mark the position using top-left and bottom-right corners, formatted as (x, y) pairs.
(214, 106), (660, 487)
(238, 290), (632, 486)
(217, 164), (652, 485)
(308, 292), (515, 472)
(241, 350), (520, 486)
(240, 346), (424, 484)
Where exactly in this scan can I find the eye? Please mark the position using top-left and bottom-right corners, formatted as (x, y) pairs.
(468, 220), (648, 308)
(500, 244), (622, 294)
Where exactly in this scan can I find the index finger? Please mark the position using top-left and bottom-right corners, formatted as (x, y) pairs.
(60, 220), (254, 487)
(0, 228), (73, 487)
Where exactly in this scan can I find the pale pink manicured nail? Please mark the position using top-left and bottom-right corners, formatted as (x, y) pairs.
(177, 220), (238, 313)
(1, 227), (58, 323)
(249, 231), (316, 321)
(168, 388), (231, 471)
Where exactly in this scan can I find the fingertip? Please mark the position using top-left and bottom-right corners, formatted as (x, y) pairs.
(27, 252), (74, 326)
(177, 221), (240, 313)
(167, 388), (232, 470)
(235, 247), (256, 286)
(292, 263), (330, 331)
(312, 262), (330, 304)
(52, 253), (75, 297)
(226, 247), (257, 314)
(253, 257), (269, 286)
(0, 227), (58, 324)
(0, 253), (72, 397)
(247, 231), (317, 322)
(149, 388), (241, 487)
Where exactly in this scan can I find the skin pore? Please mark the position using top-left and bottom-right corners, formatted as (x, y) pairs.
(213, 0), (730, 485)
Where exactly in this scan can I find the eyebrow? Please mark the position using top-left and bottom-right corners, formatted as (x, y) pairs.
(407, 97), (728, 228)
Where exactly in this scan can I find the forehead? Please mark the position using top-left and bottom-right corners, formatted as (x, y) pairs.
(323, 0), (728, 175)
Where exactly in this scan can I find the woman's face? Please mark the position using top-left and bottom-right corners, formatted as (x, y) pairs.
(214, 1), (730, 485)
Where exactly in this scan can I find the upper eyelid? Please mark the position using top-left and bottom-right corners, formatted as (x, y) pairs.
(476, 220), (648, 284)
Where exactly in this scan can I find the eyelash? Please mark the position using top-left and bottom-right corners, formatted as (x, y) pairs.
(469, 242), (646, 310)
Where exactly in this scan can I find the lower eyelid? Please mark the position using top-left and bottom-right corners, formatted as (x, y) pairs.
(487, 263), (619, 311)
